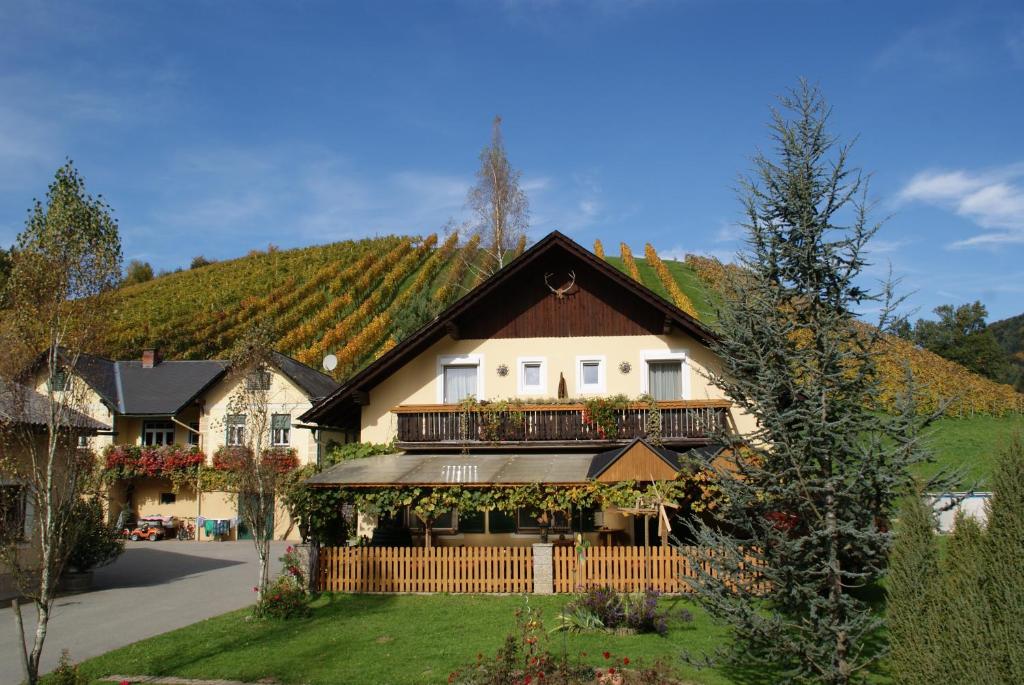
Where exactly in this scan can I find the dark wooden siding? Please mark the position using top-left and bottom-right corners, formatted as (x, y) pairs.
(457, 254), (666, 338)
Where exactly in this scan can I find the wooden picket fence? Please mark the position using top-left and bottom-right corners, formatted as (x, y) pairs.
(317, 546), (533, 593)
(552, 545), (767, 594)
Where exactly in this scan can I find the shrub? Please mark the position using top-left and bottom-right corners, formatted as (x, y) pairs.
(51, 650), (87, 685)
(67, 499), (124, 573)
(212, 445), (252, 471)
(555, 586), (682, 637)
(253, 546), (310, 619)
(888, 435), (1024, 682)
(262, 446), (300, 473)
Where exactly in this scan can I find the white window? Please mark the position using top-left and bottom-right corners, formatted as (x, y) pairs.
(142, 420), (175, 446)
(641, 350), (690, 400)
(271, 414), (291, 446)
(437, 354), (483, 404)
(575, 356), (606, 395)
(517, 357), (547, 395)
(77, 435), (90, 449)
(226, 414), (246, 446)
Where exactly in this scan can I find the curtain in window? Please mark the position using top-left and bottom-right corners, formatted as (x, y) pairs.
(443, 365), (477, 403)
(648, 361), (682, 400)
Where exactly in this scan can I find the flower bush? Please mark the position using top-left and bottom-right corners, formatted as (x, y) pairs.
(101, 444), (203, 483)
(212, 444), (252, 471)
(262, 446), (300, 473)
(252, 546), (310, 620)
(449, 604), (683, 685)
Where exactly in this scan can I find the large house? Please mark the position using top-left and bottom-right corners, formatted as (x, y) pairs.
(303, 231), (754, 548)
(30, 350), (342, 541)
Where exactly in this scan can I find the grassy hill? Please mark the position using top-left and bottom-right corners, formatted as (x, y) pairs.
(99, 235), (1023, 420)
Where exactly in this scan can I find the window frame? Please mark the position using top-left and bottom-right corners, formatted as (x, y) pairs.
(270, 414), (291, 446)
(575, 355), (607, 395)
(516, 356), (547, 396)
(142, 420), (175, 447)
(226, 414), (246, 447)
(516, 506), (570, 533)
(406, 506), (456, 533)
(187, 421), (200, 447)
(640, 349), (690, 400)
(436, 354), (483, 404)
(246, 369), (272, 391)
(47, 369), (68, 392)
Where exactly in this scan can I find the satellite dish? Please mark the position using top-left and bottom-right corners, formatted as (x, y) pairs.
(322, 354), (338, 371)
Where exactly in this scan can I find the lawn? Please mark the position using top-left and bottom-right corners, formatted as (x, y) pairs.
(67, 593), (733, 685)
(915, 413), (1024, 488)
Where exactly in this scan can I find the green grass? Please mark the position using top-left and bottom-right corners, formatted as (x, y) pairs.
(67, 594), (732, 685)
(603, 255), (719, 324)
(915, 414), (1024, 488)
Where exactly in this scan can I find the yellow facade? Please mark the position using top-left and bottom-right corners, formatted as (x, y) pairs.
(34, 363), (345, 543)
(359, 332), (756, 444)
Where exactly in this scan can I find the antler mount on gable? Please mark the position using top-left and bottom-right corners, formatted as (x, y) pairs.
(544, 270), (577, 299)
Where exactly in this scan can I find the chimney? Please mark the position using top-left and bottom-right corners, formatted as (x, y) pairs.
(142, 348), (162, 368)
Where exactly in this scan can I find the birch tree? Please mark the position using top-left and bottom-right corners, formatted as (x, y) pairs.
(0, 161), (121, 685)
(223, 323), (295, 598)
(465, 116), (530, 276)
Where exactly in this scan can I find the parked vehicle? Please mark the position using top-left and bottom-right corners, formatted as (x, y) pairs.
(124, 522), (164, 542)
(176, 520), (196, 541)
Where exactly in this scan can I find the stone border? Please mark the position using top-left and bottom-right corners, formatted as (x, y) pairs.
(102, 676), (279, 685)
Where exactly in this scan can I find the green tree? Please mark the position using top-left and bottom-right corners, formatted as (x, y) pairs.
(123, 259), (154, 286)
(911, 302), (1011, 382)
(888, 436), (1024, 683)
(679, 83), (933, 684)
(886, 494), (942, 685)
(0, 160), (122, 685)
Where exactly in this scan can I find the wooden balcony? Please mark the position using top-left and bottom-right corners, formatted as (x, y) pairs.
(393, 400), (731, 449)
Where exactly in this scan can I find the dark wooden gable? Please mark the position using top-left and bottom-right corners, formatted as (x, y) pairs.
(457, 249), (666, 338)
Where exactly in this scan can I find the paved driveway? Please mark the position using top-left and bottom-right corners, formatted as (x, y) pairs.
(0, 540), (288, 685)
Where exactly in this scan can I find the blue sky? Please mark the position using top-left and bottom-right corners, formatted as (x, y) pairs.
(1, 0), (1022, 321)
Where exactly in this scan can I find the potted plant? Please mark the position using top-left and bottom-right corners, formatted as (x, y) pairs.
(61, 499), (125, 593)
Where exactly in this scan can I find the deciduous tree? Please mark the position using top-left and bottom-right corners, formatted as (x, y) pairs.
(0, 161), (121, 685)
(465, 116), (530, 277)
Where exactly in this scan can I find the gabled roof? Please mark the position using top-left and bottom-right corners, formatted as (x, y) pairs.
(33, 348), (335, 417)
(301, 230), (717, 425)
(0, 381), (109, 431)
(586, 438), (685, 480)
(114, 360), (228, 415)
(270, 351), (339, 400)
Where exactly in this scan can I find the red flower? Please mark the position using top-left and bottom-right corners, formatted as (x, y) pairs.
(120, 681), (131, 685)
(622, 657), (630, 665)
(524, 677), (532, 685)
(608, 667), (615, 674)
(603, 651), (611, 660)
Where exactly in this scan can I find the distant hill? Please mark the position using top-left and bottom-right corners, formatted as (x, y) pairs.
(97, 234), (1022, 417)
(990, 312), (1024, 391)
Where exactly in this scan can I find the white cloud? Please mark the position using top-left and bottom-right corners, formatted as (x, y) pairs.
(896, 164), (1024, 248)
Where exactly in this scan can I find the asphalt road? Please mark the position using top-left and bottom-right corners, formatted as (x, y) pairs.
(0, 540), (288, 685)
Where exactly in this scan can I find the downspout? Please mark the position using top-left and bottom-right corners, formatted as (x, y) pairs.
(171, 415), (203, 540)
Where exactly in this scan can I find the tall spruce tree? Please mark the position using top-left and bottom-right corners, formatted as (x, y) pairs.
(679, 82), (934, 684)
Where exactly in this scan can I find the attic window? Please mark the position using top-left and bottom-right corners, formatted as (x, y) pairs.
(47, 370), (68, 392)
(246, 370), (271, 391)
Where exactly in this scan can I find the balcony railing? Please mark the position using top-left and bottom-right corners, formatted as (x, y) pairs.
(393, 400), (731, 449)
